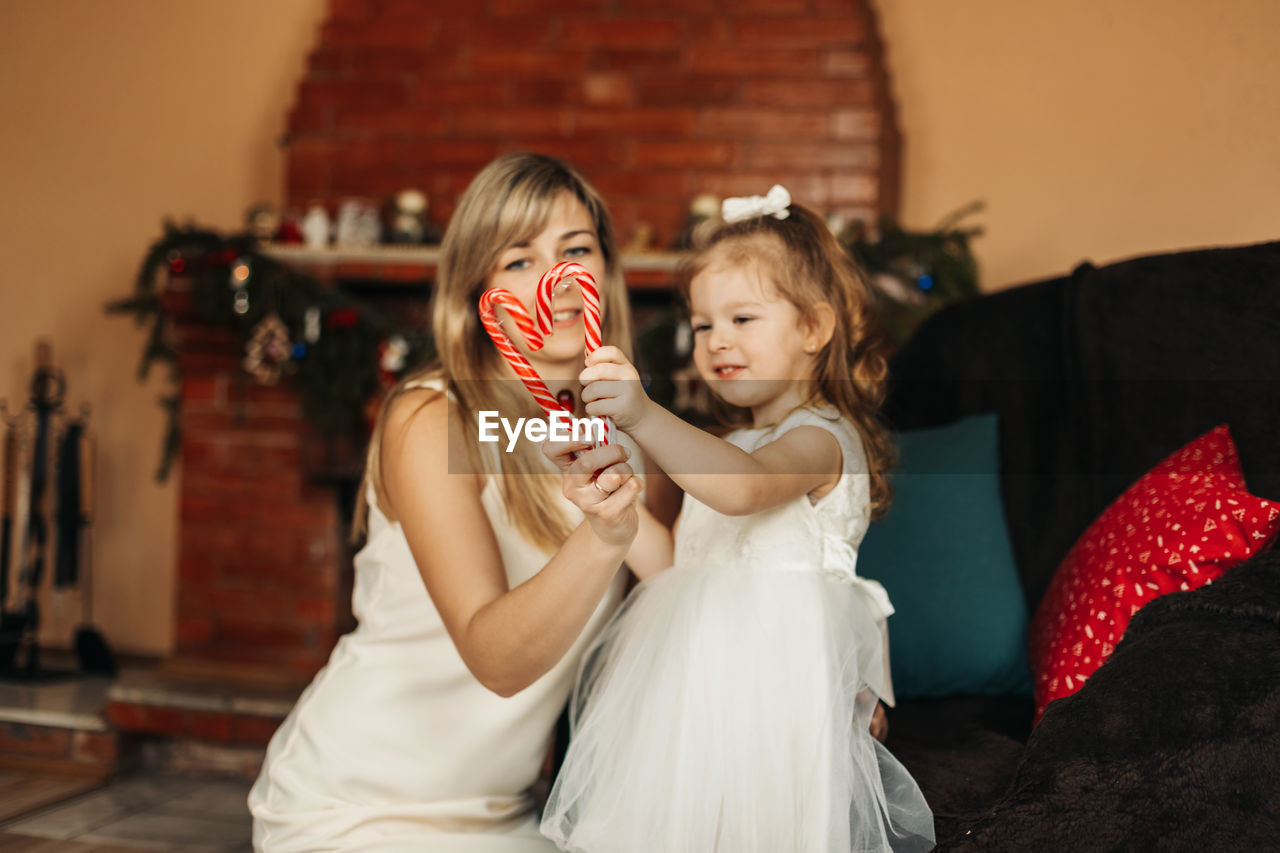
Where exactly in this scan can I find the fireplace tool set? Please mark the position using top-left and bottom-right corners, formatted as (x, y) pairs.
(0, 340), (114, 679)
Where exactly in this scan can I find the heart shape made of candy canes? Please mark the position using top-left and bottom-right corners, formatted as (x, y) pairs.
(478, 261), (613, 446)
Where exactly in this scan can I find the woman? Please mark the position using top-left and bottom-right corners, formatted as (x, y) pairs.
(249, 153), (671, 852)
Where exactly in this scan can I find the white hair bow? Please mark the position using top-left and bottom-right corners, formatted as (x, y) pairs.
(721, 184), (791, 223)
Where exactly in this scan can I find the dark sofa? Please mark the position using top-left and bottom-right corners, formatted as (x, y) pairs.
(880, 240), (1280, 848)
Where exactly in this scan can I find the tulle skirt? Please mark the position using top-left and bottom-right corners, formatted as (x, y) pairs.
(541, 561), (935, 853)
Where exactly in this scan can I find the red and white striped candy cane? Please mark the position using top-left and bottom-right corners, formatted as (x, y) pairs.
(536, 261), (603, 355)
(536, 261), (614, 446)
(477, 288), (566, 418)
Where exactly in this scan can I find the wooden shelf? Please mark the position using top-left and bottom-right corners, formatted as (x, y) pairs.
(261, 244), (685, 290)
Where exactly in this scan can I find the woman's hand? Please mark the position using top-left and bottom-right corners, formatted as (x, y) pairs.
(543, 439), (642, 548)
(384, 391), (643, 697)
(579, 346), (652, 432)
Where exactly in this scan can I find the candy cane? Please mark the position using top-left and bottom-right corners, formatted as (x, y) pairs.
(479, 261), (612, 446)
(536, 262), (614, 446)
(535, 262), (602, 355)
(477, 289), (565, 418)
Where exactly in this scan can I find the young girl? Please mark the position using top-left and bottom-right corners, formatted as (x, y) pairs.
(249, 153), (669, 852)
(541, 188), (935, 852)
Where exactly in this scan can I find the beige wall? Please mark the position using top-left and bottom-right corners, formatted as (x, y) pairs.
(2, 0), (1275, 655)
(877, 0), (1280, 289)
(0, 0), (326, 655)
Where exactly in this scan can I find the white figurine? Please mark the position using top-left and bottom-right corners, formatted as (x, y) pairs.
(302, 204), (331, 250)
(389, 189), (428, 244)
(336, 200), (380, 248)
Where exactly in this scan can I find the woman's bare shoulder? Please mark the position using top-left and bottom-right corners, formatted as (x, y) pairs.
(383, 386), (450, 445)
(379, 387), (480, 521)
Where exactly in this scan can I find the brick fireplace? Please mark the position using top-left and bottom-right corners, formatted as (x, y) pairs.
(172, 313), (347, 680)
(166, 0), (903, 683)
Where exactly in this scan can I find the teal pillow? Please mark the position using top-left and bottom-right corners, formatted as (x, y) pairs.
(859, 413), (1033, 699)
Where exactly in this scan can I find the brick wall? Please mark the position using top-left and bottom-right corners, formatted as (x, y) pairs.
(0, 720), (132, 778)
(168, 287), (342, 677)
(286, 0), (901, 245)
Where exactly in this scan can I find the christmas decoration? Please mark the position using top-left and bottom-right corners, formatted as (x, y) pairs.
(377, 335), (411, 387)
(624, 222), (653, 253)
(275, 209), (304, 244)
(840, 201), (984, 345)
(107, 222), (432, 481)
(302, 204), (331, 249)
(242, 314), (293, 385)
(386, 189), (441, 245)
(244, 203), (281, 243)
(335, 199), (382, 248)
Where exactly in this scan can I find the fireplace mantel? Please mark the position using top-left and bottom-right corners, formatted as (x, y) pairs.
(261, 244), (686, 290)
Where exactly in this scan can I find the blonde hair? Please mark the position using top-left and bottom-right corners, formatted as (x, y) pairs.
(356, 153), (633, 550)
(681, 203), (894, 519)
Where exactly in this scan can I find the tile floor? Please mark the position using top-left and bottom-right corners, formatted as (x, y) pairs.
(1, 661), (258, 852)
(0, 770), (254, 852)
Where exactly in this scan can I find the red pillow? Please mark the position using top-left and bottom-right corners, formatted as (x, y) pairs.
(1029, 425), (1279, 723)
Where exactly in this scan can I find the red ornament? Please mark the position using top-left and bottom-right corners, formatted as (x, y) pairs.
(326, 308), (361, 330)
(277, 220), (304, 244)
(205, 248), (232, 267)
(169, 257), (187, 275)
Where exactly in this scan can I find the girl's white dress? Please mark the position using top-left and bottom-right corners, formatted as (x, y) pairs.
(248, 380), (627, 852)
(541, 406), (935, 852)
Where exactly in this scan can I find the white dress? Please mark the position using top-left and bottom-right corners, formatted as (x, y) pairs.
(249, 381), (628, 852)
(541, 406), (935, 852)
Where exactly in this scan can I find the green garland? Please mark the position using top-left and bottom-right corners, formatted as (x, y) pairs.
(842, 201), (984, 345)
(110, 208), (981, 480)
(107, 223), (432, 481)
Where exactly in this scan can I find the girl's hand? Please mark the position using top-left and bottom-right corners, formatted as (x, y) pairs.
(870, 702), (888, 743)
(543, 439), (642, 548)
(580, 346), (652, 432)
